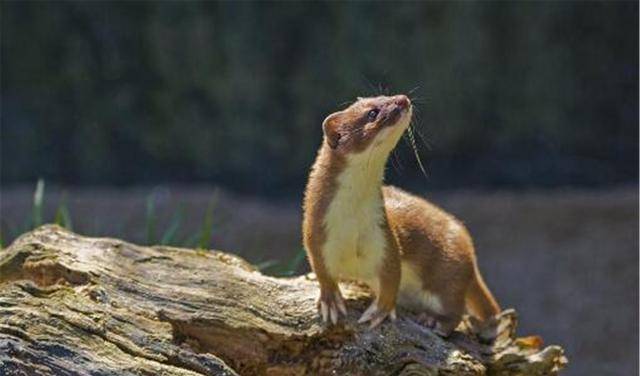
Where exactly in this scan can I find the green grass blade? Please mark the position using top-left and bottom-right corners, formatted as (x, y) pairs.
(54, 206), (73, 231)
(160, 205), (184, 245)
(54, 193), (73, 230)
(255, 259), (281, 272)
(183, 232), (200, 248)
(145, 194), (157, 244)
(283, 249), (307, 276)
(32, 179), (45, 228)
(197, 195), (217, 250)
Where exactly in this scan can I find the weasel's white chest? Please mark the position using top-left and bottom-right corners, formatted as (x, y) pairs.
(321, 188), (388, 285)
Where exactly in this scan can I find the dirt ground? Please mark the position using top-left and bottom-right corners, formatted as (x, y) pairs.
(1, 185), (638, 375)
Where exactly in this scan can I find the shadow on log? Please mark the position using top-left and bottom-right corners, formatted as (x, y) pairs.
(0, 225), (567, 375)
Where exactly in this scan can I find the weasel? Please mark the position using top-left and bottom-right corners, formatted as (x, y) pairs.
(302, 94), (500, 336)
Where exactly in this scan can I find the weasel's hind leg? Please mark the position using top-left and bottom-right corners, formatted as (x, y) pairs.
(433, 292), (465, 337)
(432, 313), (462, 337)
(415, 311), (461, 337)
(415, 311), (437, 329)
(415, 289), (465, 337)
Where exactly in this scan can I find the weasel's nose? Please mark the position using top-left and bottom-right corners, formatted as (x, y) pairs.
(394, 95), (411, 109)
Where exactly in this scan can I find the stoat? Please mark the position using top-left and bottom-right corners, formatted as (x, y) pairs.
(302, 95), (500, 336)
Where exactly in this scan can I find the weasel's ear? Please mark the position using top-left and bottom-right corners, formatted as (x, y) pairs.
(322, 111), (343, 149)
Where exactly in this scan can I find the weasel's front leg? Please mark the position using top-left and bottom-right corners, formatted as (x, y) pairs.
(306, 247), (347, 324)
(358, 251), (401, 328)
(318, 281), (347, 324)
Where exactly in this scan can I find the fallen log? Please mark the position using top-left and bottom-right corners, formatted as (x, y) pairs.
(0, 225), (566, 375)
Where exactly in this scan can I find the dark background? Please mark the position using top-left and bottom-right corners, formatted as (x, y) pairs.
(1, 2), (638, 376)
(2, 1), (638, 192)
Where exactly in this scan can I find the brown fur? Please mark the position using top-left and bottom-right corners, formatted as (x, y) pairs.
(302, 145), (344, 296)
(384, 186), (500, 334)
(303, 95), (500, 335)
(377, 221), (401, 313)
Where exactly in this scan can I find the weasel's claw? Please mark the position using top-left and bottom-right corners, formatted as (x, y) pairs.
(330, 305), (338, 324)
(416, 312), (455, 337)
(369, 313), (387, 329)
(318, 289), (348, 325)
(416, 312), (436, 328)
(320, 301), (329, 322)
(358, 301), (378, 324)
(358, 302), (396, 328)
(336, 294), (347, 316)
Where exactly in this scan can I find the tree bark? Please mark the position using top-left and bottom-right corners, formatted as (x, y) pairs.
(0, 225), (567, 375)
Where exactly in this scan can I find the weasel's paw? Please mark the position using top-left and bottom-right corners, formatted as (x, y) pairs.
(416, 312), (456, 337)
(416, 312), (437, 329)
(433, 321), (455, 337)
(358, 300), (396, 329)
(317, 289), (347, 325)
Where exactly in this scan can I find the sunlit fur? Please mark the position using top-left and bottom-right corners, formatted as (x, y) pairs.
(303, 94), (500, 335)
(322, 105), (412, 292)
(398, 261), (444, 314)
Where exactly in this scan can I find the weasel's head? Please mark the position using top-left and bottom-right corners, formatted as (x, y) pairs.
(322, 95), (412, 155)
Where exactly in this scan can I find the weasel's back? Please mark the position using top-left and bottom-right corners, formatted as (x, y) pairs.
(382, 185), (475, 270)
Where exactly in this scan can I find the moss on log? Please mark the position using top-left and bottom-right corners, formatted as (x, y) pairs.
(0, 225), (567, 375)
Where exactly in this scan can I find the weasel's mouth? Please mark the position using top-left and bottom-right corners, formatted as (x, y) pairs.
(380, 106), (411, 128)
(381, 109), (400, 127)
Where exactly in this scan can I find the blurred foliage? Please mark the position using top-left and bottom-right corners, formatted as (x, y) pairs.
(1, 2), (638, 194)
(0, 178), (299, 276)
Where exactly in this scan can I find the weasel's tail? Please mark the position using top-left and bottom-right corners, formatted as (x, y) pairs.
(465, 265), (501, 322)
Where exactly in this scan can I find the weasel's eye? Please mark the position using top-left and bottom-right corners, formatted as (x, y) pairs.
(367, 109), (379, 121)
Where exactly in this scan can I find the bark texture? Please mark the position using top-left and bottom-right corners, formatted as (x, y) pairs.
(0, 225), (567, 375)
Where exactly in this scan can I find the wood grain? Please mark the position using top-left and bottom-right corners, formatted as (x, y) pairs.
(0, 225), (566, 375)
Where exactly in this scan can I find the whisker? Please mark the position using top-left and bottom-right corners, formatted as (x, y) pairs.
(409, 96), (431, 101)
(409, 97), (429, 105)
(407, 86), (421, 96)
(409, 110), (433, 151)
(392, 149), (404, 173)
(407, 124), (429, 179)
(389, 149), (402, 175)
(338, 100), (355, 108)
(413, 126), (432, 150)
